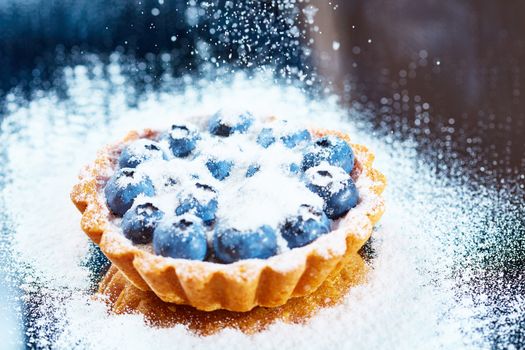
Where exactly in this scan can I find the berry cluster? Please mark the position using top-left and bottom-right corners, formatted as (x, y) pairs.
(104, 112), (359, 263)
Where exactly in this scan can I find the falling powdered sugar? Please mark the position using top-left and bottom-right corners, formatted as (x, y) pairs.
(0, 66), (523, 349)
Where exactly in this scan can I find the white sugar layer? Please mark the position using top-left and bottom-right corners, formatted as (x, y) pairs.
(1, 65), (514, 349)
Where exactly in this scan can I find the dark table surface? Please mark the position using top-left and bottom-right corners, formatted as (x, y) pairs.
(0, 0), (523, 348)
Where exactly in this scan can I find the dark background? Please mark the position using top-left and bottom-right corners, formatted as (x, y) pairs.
(0, 0), (524, 348)
(313, 1), (525, 185)
(1, 0), (524, 185)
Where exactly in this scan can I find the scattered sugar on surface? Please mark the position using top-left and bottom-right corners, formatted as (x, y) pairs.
(0, 66), (523, 349)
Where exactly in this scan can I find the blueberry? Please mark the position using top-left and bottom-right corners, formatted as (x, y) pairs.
(257, 128), (276, 148)
(208, 111), (253, 136)
(280, 205), (331, 248)
(280, 129), (311, 148)
(153, 217), (207, 260)
(305, 166), (359, 219)
(246, 163), (260, 177)
(122, 203), (164, 244)
(104, 168), (155, 216)
(302, 135), (354, 173)
(118, 139), (167, 168)
(213, 225), (278, 263)
(167, 125), (199, 157)
(206, 159), (233, 180)
(175, 183), (218, 226)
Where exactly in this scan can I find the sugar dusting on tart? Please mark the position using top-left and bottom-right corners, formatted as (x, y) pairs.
(4, 72), (516, 348)
(71, 116), (386, 311)
(108, 119), (326, 249)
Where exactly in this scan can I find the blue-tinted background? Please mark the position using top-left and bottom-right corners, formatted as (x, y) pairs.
(0, 0), (524, 348)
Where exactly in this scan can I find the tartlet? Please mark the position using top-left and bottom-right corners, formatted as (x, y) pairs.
(71, 117), (386, 312)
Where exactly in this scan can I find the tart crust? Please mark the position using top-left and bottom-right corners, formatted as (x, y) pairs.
(72, 127), (386, 312)
(97, 252), (367, 334)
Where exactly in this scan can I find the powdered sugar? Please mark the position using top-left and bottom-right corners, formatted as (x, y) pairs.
(213, 109), (249, 126)
(305, 163), (351, 194)
(217, 167), (323, 232)
(1, 65), (522, 349)
(169, 125), (193, 139)
(108, 116), (325, 243)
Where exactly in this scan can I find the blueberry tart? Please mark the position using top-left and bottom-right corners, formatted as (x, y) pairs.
(71, 112), (386, 311)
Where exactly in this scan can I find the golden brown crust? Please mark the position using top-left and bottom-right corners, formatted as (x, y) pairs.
(72, 126), (386, 312)
(97, 252), (368, 335)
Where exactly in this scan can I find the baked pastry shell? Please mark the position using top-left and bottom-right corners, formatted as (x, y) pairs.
(71, 128), (386, 312)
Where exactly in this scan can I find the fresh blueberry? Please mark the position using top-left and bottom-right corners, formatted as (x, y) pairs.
(280, 129), (311, 148)
(246, 163), (260, 177)
(121, 203), (164, 244)
(167, 125), (199, 157)
(302, 135), (354, 173)
(280, 205), (331, 248)
(206, 159), (233, 180)
(104, 168), (155, 216)
(208, 111), (254, 136)
(153, 217), (207, 260)
(175, 183), (218, 226)
(256, 128), (276, 148)
(213, 225), (278, 263)
(118, 139), (167, 168)
(305, 166), (359, 219)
